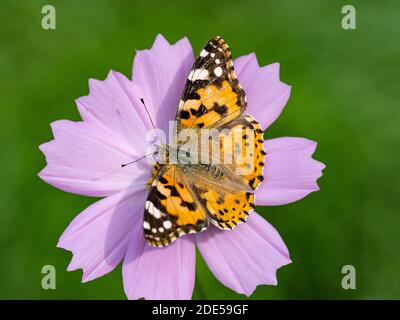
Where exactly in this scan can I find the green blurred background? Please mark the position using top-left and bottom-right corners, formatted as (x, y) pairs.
(0, 0), (399, 299)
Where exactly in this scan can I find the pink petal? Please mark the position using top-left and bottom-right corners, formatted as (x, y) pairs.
(58, 187), (147, 283)
(39, 120), (152, 197)
(76, 70), (153, 150)
(132, 34), (194, 133)
(256, 137), (325, 206)
(123, 231), (196, 300)
(195, 213), (291, 297)
(235, 53), (291, 130)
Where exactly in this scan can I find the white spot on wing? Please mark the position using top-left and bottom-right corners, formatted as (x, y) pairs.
(146, 201), (162, 219)
(214, 66), (223, 77)
(152, 207), (161, 219)
(143, 221), (150, 230)
(188, 68), (209, 81)
(163, 220), (172, 229)
(200, 49), (209, 57)
(148, 202), (154, 213)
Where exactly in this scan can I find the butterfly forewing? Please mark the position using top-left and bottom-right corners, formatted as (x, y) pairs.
(176, 36), (247, 129)
(144, 165), (208, 247)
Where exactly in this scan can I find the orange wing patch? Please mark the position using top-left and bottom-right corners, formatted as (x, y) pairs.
(219, 115), (266, 190)
(193, 184), (255, 230)
(179, 80), (243, 129)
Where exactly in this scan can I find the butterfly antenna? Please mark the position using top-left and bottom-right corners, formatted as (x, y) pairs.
(121, 151), (158, 168)
(140, 98), (164, 145)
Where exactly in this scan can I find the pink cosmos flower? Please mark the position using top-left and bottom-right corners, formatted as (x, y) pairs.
(38, 35), (325, 299)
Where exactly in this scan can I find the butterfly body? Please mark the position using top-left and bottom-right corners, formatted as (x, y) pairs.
(143, 36), (266, 247)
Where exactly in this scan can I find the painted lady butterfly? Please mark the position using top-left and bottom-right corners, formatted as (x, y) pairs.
(144, 36), (266, 247)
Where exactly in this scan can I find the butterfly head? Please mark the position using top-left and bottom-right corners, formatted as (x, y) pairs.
(154, 144), (194, 165)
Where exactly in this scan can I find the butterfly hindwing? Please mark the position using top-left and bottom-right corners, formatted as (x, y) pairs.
(184, 115), (265, 230)
(144, 165), (208, 247)
(193, 183), (255, 230)
(176, 36), (246, 129)
(219, 115), (266, 190)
